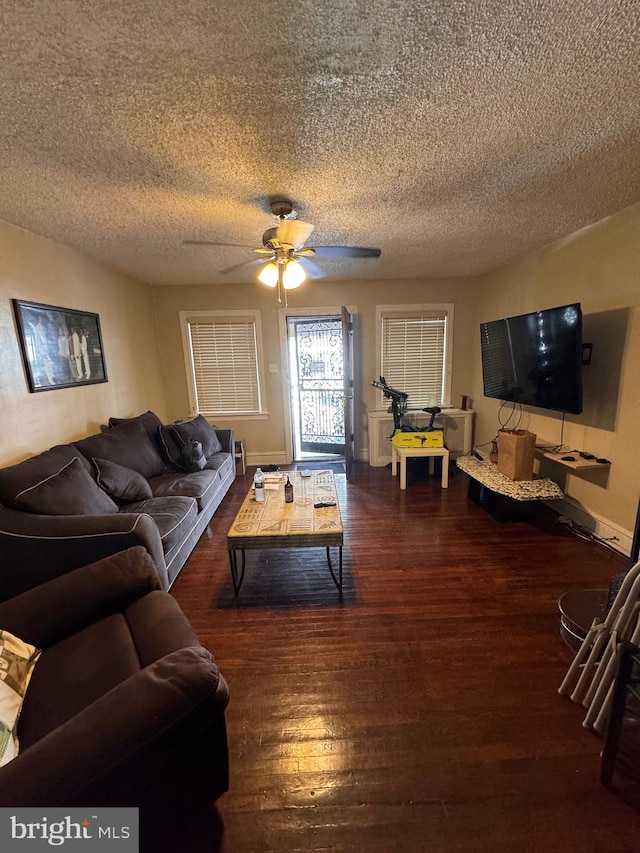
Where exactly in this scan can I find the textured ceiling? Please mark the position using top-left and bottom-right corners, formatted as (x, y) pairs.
(0, 1), (639, 286)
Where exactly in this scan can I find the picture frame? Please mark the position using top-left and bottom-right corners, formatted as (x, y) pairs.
(12, 299), (108, 392)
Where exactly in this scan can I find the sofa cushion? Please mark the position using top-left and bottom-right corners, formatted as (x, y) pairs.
(0, 629), (40, 765)
(15, 458), (119, 516)
(124, 496), (198, 555)
(0, 445), (93, 510)
(148, 470), (221, 513)
(205, 452), (234, 476)
(17, 615), (140, 748)
(74, 421), (166, 479)
(172, 416), (222, 458)
(93, 458), (153, 505)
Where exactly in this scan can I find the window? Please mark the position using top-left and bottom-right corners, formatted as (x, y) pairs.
(180, 311), (266, 418)
(376, 304), (454, 409)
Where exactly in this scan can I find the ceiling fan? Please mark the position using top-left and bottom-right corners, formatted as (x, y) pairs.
(184, 199), (381, 303)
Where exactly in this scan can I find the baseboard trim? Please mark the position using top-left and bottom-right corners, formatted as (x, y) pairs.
(545, 497), (633, 558)
(247, 450), (369, 467)
(246, 452), (290, 467)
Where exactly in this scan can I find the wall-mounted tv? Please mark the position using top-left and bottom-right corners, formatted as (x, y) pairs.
(480, 303), (583, 415)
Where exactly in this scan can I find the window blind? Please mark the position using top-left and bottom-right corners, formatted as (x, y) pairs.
(380, 311), (447, 408)
(188, 318), (262, 415)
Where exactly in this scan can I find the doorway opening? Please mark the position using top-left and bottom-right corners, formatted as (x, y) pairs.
(286, 315), (345, 462)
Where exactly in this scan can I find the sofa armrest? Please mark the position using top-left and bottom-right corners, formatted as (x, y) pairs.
(0, 506), (167, 601)
(0, 647), (230, 808)
(0, 547), (162, 648)
(213, 428), (235, 456)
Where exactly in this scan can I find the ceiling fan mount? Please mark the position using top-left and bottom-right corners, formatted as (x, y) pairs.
(268, 199), (294, 219)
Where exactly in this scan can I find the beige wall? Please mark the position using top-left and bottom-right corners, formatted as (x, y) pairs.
(0, 221), (167, 465)
(2, 197), (637, 550)
(471, 202), (640, 541)
(153, 276), (480, 461)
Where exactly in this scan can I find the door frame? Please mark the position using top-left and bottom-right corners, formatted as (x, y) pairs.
(278, 305), (357, 463)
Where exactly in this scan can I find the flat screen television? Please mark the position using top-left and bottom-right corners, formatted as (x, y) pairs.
(480, 303), (583, 414)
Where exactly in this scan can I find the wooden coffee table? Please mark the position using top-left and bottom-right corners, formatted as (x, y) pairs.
(227, 470), (343, 596)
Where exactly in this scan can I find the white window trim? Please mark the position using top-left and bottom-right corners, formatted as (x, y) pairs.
(374, 303), (454, 410)
(179, 309), (268, 420)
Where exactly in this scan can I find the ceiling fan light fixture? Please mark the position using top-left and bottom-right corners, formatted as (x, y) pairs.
(257, 261), (279, 287)
(282, 259), (306, 289)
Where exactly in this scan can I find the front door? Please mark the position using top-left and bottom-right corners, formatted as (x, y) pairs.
(287, 316), (345, 457)
(342, 306), (355, 480)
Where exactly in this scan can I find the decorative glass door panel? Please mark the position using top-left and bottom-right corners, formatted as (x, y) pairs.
(288, 318), (345, 455)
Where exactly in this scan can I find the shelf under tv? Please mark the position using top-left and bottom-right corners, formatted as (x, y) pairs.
(536, 450), (611, 470)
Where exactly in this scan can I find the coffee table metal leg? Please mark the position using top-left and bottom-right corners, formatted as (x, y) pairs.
(326, 546), (343, 594)
(228, 548), (246, 596)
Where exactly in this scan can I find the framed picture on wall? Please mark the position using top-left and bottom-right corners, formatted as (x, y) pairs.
(12, 299), (108, 392)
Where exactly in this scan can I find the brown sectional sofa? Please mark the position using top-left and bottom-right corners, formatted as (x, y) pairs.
(0, 547), (230, 821)
(0, 411), (235, 600)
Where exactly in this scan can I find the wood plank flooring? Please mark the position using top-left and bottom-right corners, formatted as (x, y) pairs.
(166, 462), (640, 852)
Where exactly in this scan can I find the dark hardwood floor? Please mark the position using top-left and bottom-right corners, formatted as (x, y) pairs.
(167, 461), (640, 852)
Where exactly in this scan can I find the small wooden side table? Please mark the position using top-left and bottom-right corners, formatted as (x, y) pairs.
(391, 445), (450, 490)
(234, 439), (246, 475)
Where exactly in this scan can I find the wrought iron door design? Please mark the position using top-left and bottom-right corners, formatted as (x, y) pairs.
(289, 318), (345, 455)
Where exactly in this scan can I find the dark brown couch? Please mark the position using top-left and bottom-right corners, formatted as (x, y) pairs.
(0, 412), (235, 599)
(0, 547), (229, 814)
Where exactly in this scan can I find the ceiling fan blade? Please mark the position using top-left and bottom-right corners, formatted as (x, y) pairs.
(220, 257), (267, 275)
(297, 257), (327, 279)
(276, 219), (315, 248)
(308, 246), (381, 259)
(183, 240), (253, 248)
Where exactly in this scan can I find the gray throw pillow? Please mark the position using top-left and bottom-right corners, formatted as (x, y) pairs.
(15, 457), (119, 516)
(93, 457), (153, 504)
(74, 421), (166, 479)
(158, 422), (185, 468)
(107, 410), (164, 440)
(172, 415), (222, 458)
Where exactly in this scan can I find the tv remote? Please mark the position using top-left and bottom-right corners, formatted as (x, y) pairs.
(314, 501), (336, 508)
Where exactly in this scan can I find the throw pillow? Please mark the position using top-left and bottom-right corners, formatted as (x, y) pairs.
(158, 422), (185, 468)
(0, 630), (41, 766)
(107, 410), (164, 440)
(0, 444), (89, 510)
(73, 420), (166, 479)
(15, 457), (119, 516)
(92, 457), (153, 504)
(172, 415), (222, 458)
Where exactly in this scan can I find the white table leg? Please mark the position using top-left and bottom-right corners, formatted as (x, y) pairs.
(441, 450), (450, 488)
(400, 454), (407, 490)
(391, 446), (397, 478)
